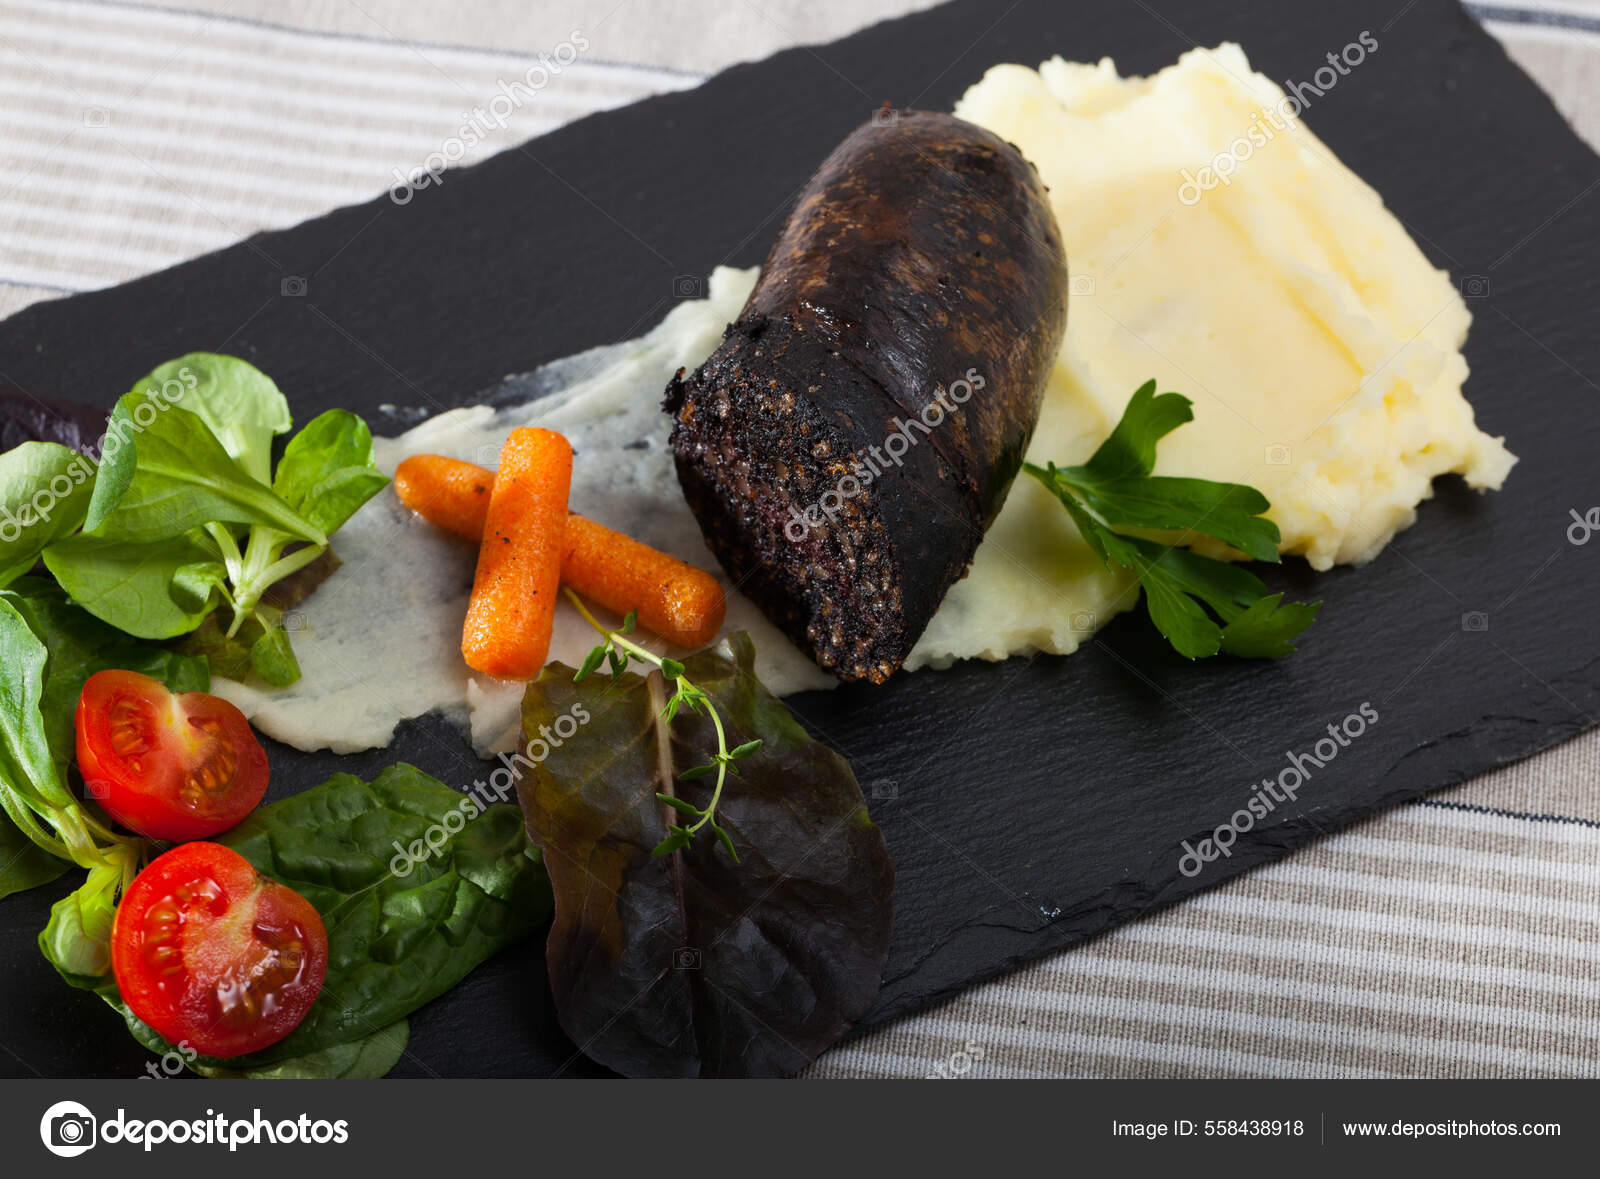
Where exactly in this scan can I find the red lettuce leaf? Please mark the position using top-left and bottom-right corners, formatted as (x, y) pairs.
(518, 631), (894, 1077)
(0, 387), (109, 456)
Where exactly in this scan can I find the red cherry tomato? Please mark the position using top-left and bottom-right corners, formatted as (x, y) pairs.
(75, 669), (268, 841)
(111, 842), (328, 1058)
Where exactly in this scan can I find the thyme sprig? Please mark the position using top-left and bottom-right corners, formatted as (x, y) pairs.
(565, 588), (759, 861)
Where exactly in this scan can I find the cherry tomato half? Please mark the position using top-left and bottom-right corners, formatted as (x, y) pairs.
(111, 842), (328, 1058)
(75, 669), (269, 841)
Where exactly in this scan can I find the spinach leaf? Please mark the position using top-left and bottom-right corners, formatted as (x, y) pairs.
(45, 764), (551, 1075)
(137, 354), (291, 486)
(42, 531), (224, 640)
(0, 441), (96, 588)
(519, 632), (895, 1077)
(85, 390), (321, 546)
(217, 765), (550, 1065)
(96, 988), (409, 1080)
(192, 1022), (409, 1079)
(273, 409), (389, 537)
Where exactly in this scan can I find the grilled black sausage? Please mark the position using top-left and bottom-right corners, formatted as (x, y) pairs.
(664, 109), (1068, 682)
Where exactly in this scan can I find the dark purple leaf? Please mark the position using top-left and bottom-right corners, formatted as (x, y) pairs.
(518, 632), (894, 1077)
(0, 387), (109, 456)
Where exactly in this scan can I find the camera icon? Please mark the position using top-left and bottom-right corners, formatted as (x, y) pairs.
(40, 1101), (97, 1157)
(476, 442), (503, 467)
(1461, 611), (1489, 632)
(867, 777), (898, 801)
(280, 275), (308, 297)
(871, 104), (900, 127)
(82, 776), (113, 801)
(82, 107), (110, 128)
(1070, 610), (1097, 632)
(1461, 274), (1490, 298)
(1264, 443), (1292, 465)
(672, 275), (702, 298)
(672, 947), (701, 970)
(1069, 274), (1095, 297)
(282, 610), (307, 633)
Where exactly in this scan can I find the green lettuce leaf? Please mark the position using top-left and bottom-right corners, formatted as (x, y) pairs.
(84, 390), (320, 545)
(42, 531), (224, 640)
(0, 810), (69, 899)
(0, 579), (206, 899)
(2, 577), (209, 776)
(133, 354), (292, 486)
(273, 409), (388, 537)
(0, 441), (96, 589)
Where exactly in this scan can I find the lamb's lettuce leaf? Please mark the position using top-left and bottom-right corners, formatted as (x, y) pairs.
(273, 409), (388, 537)
(42, 532), (224, 640)
(21, 354), (384, 686)
(0, 594), (105, 867)
(0, 442), (96, 589)
(84, 390), (320, 545)
(3, 577), (209, 771)
(0, 580), (206, 903)
(0, 809), (69, 899)
(138, 353), (292, 486)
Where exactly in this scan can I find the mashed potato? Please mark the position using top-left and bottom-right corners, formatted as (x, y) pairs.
(953, 43), (1514, 570)
(216, 45), (1513, 754)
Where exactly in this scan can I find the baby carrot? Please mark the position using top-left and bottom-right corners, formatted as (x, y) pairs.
(397, 452), (726, 648)
(461, 428), (571, 679)
(561, 514), (726, 648)
(394, 454), (490, 540)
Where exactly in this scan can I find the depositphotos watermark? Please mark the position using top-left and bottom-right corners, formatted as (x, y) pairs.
(784, 368), (986, 541)
(0, 367), (194, 545)
(40, 1100), (349, 1155)
(1567, 507), (1599, 545)
(925, 1038), (986, 1079)
(1176, 702), (1379, 878)
(389, 31), (590, 204)
(388, 702), (590, 876)
(1178, 31), (1379, 206)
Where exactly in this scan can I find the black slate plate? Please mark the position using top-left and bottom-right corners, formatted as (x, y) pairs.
(2, 0), (1598, 1079)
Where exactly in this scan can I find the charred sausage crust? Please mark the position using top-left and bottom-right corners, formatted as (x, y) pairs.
(666, 109), (1068, 682)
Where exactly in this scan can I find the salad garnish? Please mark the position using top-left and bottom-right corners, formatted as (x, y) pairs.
(566, 588), (758, 861)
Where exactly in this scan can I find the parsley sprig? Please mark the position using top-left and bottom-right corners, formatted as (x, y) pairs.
(565, 588), (758, 861)
(1025, 381), (1320, 659)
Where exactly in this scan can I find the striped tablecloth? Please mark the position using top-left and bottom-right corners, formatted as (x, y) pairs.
(2, 0), (1597, 1079)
